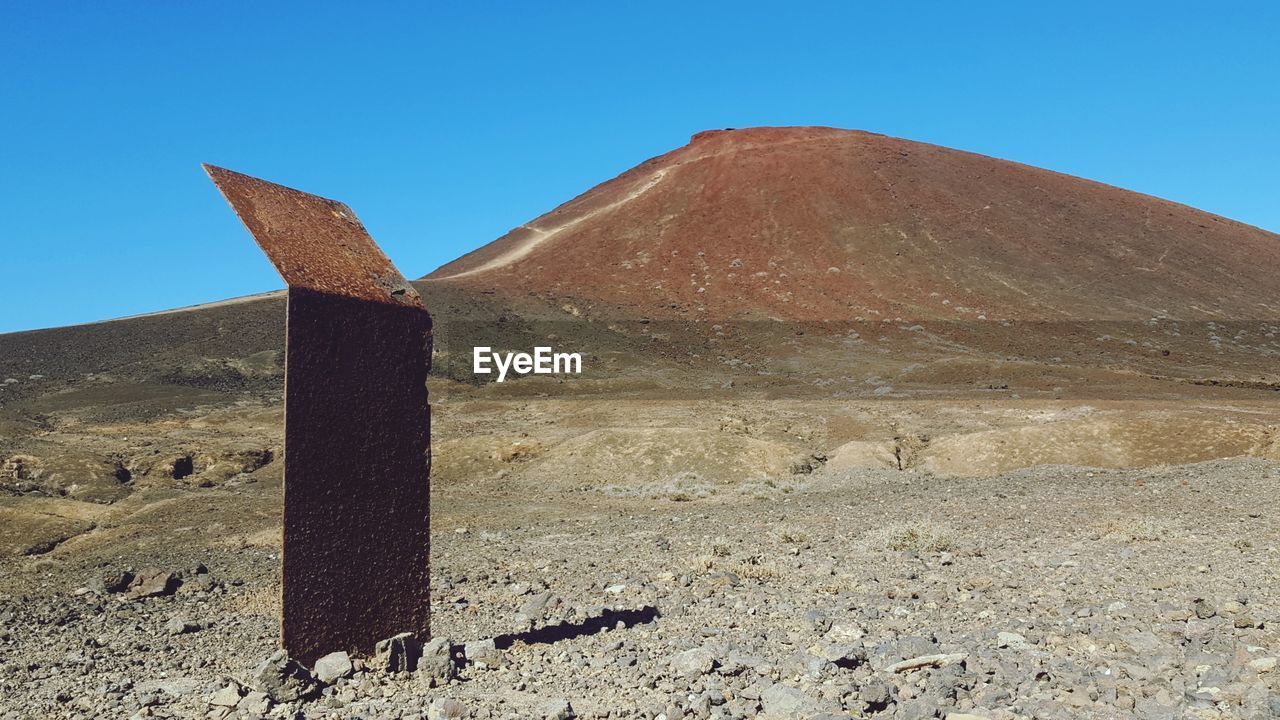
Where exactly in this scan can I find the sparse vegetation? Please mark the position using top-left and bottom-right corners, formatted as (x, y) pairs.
(866, 521), (957, 553)
(1101, 517), (1171, 543)
(601, 472), (717, 502)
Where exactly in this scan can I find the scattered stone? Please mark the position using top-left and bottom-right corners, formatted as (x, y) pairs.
(252, 650), (318, 702)
(995, 631), (1030, 649)
(417, 636), (457, 685)
(1192, 597), (1216, 619)
(6, 435), (1280, 720)
(809, 640), (864, 666)
(165, 617), (199, 636)
(313, 651), (353, 684)
(374, 632), (420, 672)
(860, 677), (895, 713)
(129, 569), (178, 598)
(884, 652), (968, 674)
(1233, 612), (1260, 629)
(899, 697), (946, 719)
(1248, 656), (1276, 673)
(705, 570), (740, 589)
(236, 690), (271, 715)
(464, 638), (503, 668)
(760, 683), (837, 716)
(874, 634), (940, 666)
(520, 591), (555, 620)
(89, 570), (134, 594)
(1184, 616), (1221, 643)
(207, 683), (243, 708)
(540, 697), (576, 719)
(670, 647), (715, 677)
(428, 698), (467, 720)
(185, 571), (218, 593)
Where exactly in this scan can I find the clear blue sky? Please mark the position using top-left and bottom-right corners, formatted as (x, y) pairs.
(2, 3), (1277, 333)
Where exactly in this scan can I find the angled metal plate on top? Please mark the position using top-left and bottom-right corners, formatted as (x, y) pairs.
(204, 165), (422, 306)
(205, 164), (432, 664)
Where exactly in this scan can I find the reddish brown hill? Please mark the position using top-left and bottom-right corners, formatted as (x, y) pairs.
(427, 126), (1280, 321)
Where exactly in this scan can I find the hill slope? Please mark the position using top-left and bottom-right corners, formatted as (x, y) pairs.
(429, 126), (1280, 321)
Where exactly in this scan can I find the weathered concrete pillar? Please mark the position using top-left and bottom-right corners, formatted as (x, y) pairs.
(205, 165), (432, 664)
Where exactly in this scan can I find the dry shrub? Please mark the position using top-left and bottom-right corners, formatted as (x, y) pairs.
(222, 583), (279, 617)
(776, 528), (809, 544)
(601, 472), (718, 502)
(732, 555), (781, 581)
(1100, 517), (1170, 542)
(864, 521), (956, 553)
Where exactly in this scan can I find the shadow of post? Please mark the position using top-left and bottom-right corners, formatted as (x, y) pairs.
(456, 605), (660, 661)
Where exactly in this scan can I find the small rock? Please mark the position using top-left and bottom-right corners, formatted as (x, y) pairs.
(706, 570), (740, 588)
(670, 647), (716, 677)
(252, 650), (318, 702)
(860, 677), (895, 712)
(1233, 612), (1259, 629)
(996, 631), (1030, 649)
(760, 683), (837, 716)
(809, 641), (864, 666)
(520, 591), (555, 619)
(899, 697), (945, 719)
(418, 636), (457, 685)
(235, 690), (271, 715)
(1248, 656), (1277, 673)
(374, 632), (420, 672)
(428, 698), (467, 720)
(165, 618), (199, 636)
(129, 569), (179, 599)
(1184, 617), (1222, 643)
(1193, 598), (1216, 619)
(90, 570), (134, 594)
(825, 622), (865, 642)
(874, 635), (940, 666)
(884, 652), (968, 674)
(313, 651), (353, 684)
(185, 572), (217, 593)
(541, 698), (576, 719)
(465, 638), (503, 668)
(803, 608), (830, 633)
(207, 683), (243, 708)
(1218, 599), (1245, 616)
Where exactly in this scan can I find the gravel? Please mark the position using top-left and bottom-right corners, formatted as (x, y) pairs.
(1, 459), (1277, 718)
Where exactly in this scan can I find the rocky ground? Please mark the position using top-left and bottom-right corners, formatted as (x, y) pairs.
(3, 286), (1280, 719)
(2, 453), (1277, 719)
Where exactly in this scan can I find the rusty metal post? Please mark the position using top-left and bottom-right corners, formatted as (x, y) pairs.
(204, 165), (432, 664)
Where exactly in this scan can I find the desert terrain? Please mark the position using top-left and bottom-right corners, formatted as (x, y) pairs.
(1, 127), (1278, 719)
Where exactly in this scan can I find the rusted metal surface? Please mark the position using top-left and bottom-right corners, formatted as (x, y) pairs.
(204, 166), (421, 307)
(205, 165), (432, 664)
